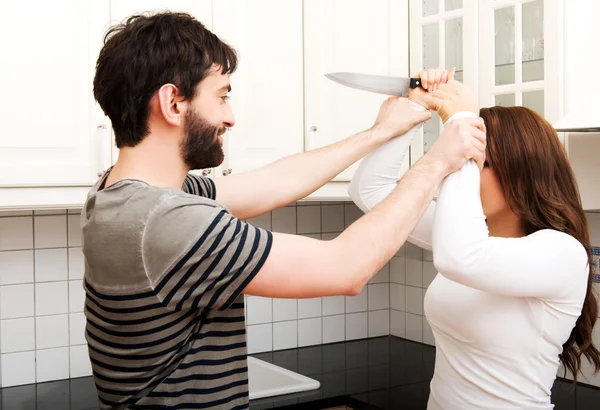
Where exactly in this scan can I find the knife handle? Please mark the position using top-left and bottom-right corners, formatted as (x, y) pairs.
(410, 78), (422, 89)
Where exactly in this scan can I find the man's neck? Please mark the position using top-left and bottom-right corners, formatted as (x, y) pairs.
(105, 134), (189, 190)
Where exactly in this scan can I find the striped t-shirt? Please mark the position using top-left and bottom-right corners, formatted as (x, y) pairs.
(81, 172), (272, 409)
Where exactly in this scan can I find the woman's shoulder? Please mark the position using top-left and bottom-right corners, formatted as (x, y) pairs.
(529, 229), (589, 266)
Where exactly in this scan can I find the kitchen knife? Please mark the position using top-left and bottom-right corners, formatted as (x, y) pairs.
(324, 72), (422, 97)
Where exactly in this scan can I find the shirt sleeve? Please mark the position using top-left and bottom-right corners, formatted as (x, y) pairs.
(432, 142), (589, 300)
(182, 173), (217, 200)
(347, 100), (435, 250)
(142, 195), (272, 311)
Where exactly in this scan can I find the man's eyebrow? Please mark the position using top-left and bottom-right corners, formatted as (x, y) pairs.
(219, 84), (231, 93)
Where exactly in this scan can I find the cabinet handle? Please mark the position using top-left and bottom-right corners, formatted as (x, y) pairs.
(222, 168), (232, 176)
(202, 169), (212, 176)
(307, 126), (317, 151)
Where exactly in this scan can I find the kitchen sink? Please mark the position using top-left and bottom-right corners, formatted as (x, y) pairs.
(247, 356), (320, 400)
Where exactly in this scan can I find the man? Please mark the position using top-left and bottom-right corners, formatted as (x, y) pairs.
(84, 12), (486, 409)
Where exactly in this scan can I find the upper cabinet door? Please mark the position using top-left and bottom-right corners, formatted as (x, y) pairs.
(478, 0), (562, 124)
(304, 0), (408, 181)
(212, 0), (304, 178)
(409, 0), (478, 164)
(0, 1), (110, 187)
(109, 0), (214, 174)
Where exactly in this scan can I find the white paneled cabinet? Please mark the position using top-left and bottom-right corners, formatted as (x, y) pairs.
(303, 0), (408, 181)
(212, 0), (304, 178)
(0, 1), (110, 187)
(3, 0), (597, 209)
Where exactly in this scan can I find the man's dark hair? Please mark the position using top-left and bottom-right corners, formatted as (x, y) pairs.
(93, 12), (238, 147)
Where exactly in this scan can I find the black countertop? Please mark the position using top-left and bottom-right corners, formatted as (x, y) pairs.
(0, 336), (598, 409)
(248, 336), (600, 410)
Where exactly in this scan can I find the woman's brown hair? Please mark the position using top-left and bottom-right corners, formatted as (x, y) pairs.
(480, 106), (600, 383)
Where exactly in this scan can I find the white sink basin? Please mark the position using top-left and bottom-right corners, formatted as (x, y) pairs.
(247, 356), (321, 400)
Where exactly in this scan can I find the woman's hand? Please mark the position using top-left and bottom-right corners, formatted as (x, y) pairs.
(408, 67), (455, 110)
(431, 80), (480, 123)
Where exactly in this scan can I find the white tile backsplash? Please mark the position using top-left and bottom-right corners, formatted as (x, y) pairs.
(390, 284), (406, 311)
(246, 296), (273, 325)
(423, 261), (438, 288)
(69, 280), (85, 313)
(368, 310), (390, 337)
(346, 287), (368, 313)
(390, 256), (406, 284)
(405, 243), (423, 285)
(368, 284), (390, 311)
(34, 249), (68, 282)
(34, 215), (67, 249)
(405, 286), (424, 315)
(35, 282), (69, 316)
(36, 347), (69, 383)
(1, 351), (36, 387)
(298, 318), (322, 347)
(272, 298), (298, 322)
(344, 203), (363, 227)
(322, 314), (345, 344)
(369, 264), (390, 284)
(247, 212), (271, 230)
(69, 313), (87, 346)
(423, 316), (435, 346)
(247, 323), (273, 354)
(297, 205), (321, 234)
(0, 250), (34, 285)
(271, 207), (296, 234)
(1, 318), (35, 353)
(405, 313), (423, 343)
(68, 247), (85, 280)
(390, 310), (406, 338)
(345, 312), (368, 340)
(1, 284), (35, 319)
(67, 214), (82, 247)
(298, 298), (322, 319)
(321, 205), (344, 233)
(69, 345), (93, 378)
(273, 320), (298, 350)
(0, 217), (33, 251)
(322, 296), (345, 316)
(36, 315), (69, 350)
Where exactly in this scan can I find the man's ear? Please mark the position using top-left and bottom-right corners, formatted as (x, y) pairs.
(156, 84), (187, 126)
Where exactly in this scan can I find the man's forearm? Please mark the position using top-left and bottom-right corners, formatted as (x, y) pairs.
(332, 155), (447, 293)
(214, 129), (382, 220)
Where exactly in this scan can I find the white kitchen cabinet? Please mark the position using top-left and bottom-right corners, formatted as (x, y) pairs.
(211, 0), (304, 178)
(477, 0), (563, 125)
(0, 1), (110, 188)
(408, 0), (478, 164)
(303, 0), (409, 182)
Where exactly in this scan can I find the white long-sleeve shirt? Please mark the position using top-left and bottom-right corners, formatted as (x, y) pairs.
(348, 102), (589, 410)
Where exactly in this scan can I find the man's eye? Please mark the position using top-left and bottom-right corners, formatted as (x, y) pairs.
(221, 95), (230, 102)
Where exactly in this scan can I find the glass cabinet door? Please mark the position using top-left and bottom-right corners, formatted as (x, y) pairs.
(409, 0), (478, 164)
(478, 0), (563, 124)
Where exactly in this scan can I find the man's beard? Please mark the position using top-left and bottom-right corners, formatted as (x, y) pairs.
(181, 109), (226, 170)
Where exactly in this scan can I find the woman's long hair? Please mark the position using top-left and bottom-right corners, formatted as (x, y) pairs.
(480, 106), (600, 382)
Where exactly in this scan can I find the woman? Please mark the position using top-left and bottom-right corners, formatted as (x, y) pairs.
(349, 69), (600, 409)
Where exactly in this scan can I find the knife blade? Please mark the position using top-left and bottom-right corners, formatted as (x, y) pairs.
(324, 72), (422, 97)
